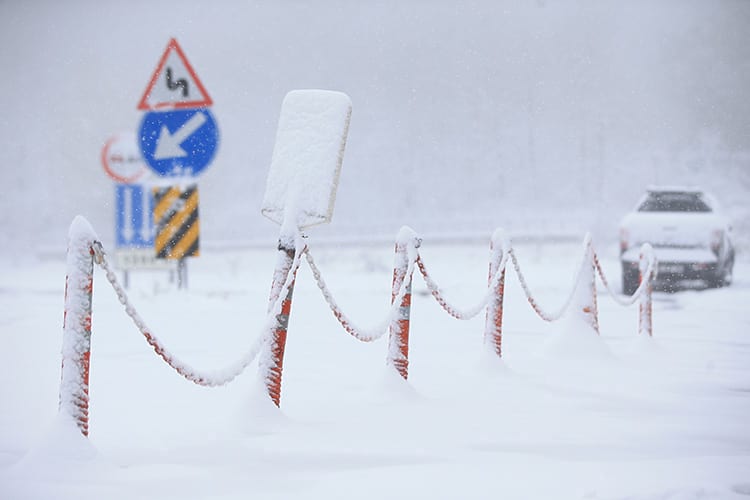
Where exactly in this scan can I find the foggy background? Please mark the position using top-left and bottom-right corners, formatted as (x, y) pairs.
(1, 0), (748, 257)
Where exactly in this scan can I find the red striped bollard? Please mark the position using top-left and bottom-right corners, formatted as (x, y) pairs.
(260, 235), (301, 407)
(387, 227), (419, 380)
(483, 229), (507, 358)
(60, 216), (98, 437)
(638, 244), (654, 337)
(575, 235), (600, 335)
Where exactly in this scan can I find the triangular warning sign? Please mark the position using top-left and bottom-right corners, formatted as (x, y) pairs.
(137, 38), (213, 111)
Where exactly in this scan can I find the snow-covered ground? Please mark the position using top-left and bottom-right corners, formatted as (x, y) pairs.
(1, 233), (748, 499)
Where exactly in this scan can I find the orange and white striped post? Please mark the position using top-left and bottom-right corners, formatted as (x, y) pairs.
(387, 227), (419, 380)
(484, 230), (506, 358)
(578, 235), (601, 335)
(261, 238), (300, 407)
(60, 216), (98, 437)
(638, 244), (654, 337)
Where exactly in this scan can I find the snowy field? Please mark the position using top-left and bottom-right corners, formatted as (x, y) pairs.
(1, 233), (749, 499)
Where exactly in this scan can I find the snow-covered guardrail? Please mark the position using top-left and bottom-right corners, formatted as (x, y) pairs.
(58, 216), (655, 437)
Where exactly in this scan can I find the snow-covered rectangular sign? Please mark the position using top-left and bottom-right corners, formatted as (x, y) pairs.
(261, 89), (352, 229)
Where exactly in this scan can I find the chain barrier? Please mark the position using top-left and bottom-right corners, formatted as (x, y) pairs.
(95, 231), (654, 384)
(60, 214), (656, 439)
(91, 241), (300, 388)
(305, 232), (653, 345)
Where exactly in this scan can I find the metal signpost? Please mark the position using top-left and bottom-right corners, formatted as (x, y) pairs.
(260, 89), (352, 406)
(135, 38), (219, 288)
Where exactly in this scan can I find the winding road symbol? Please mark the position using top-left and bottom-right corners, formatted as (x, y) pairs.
(137, 38), (212, 110)
(166, 67), (189, 98)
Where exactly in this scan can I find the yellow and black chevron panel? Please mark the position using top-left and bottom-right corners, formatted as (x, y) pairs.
(152, 184), (200, 260)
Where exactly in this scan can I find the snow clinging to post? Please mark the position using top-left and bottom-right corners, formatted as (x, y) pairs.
(60, 216), (99, 436)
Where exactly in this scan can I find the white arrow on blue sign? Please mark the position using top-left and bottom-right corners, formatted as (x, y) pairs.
(138, 108), (219, 178)
(115, 184), (154, 248)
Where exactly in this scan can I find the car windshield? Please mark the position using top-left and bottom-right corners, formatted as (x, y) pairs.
(638, 193), (712, 213)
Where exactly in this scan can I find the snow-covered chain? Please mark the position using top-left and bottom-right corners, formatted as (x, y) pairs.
(415, 250), (509, 321)
(305, 229), (655, 360)
(507, 245), (585, 323)
(304, 238), (419, 343)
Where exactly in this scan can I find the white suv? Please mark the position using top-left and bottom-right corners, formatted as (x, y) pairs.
(619, 187), (735, 294)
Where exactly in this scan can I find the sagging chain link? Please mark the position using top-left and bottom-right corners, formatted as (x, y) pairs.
(415, 250), (509, 321)
(304, 246), (417, 342)
(507, 246), (583, 323)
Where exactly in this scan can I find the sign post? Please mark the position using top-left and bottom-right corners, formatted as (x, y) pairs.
(136, 38), (219, 289)
(260, 89), (352, 406)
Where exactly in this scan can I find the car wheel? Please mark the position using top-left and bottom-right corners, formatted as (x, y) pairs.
(721, 255), (734, 287)
(621, 264), (639, 295)
(726, 259), (734, 286)
(709, 256), (734, 288)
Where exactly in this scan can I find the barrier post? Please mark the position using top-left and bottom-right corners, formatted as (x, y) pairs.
(59, 216), (98, 437)
(261, 234), (300, 407)
(638, 245), (654, 337)
(578, 235), (600, 335)
(387, 227), (419, 380)
(483, 230), (506, 358)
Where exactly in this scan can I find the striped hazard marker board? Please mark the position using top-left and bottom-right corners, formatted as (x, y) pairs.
(153, 184), (200, 260)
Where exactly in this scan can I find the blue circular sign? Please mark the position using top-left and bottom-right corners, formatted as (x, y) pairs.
(139, 108), (219, 177)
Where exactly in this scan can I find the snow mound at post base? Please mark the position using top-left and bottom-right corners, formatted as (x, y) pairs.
(233, 377), (288, 436)
(540, 311), (613, 361)
(375, 365), (420, 402)
(8, 412), (109, 479)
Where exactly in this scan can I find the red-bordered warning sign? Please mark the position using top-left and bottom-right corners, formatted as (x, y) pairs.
(101, 132), (147, 183)
(137, 38), (213, 111)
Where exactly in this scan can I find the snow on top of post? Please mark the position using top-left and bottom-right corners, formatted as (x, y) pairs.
(262, 89), (352, 230)
(395, 225), (420, 248)
(68, 216), (98, 244)
(490, 228), (510, 259)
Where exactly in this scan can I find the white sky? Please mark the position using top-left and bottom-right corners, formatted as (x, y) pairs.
(0, 0), (748, 254)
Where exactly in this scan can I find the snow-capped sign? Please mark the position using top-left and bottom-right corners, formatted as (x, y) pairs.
(261, 90), (352, 229)
(101, 132), (147, 183)
(137, 38), (212, 111)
